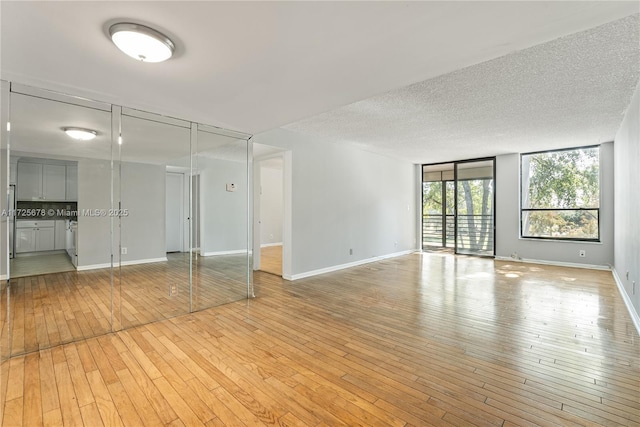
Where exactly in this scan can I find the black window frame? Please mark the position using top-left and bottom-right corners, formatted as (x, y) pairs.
(520, 145), (601, 242)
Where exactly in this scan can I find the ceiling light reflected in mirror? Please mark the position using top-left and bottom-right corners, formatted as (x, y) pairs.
(63, 127), (97, 141)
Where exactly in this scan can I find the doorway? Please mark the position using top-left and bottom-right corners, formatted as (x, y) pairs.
(422, 158), (495, 256)
(258, 157), (284, 276)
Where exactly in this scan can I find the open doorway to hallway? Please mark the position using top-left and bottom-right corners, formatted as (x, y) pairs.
(257, 157), (284, 276)
(253, 143), (292, 279)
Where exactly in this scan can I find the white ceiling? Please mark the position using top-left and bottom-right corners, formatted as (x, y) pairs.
(2, 2), (639, 164)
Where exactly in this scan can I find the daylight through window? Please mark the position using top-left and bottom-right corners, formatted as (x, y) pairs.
(521, 146), (600, 241)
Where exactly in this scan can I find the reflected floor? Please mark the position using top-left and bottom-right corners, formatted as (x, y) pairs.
(1, 252), (248, 358)
(260, 244), (282, 276)
(9, 252), (75, 278)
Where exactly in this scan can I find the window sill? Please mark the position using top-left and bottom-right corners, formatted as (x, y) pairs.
(518, 237), (602, 245)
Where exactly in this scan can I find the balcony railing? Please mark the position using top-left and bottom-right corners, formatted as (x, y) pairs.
(422, 214), (493, 254)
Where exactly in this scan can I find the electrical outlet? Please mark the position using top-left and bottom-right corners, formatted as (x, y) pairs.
(579, 250), (586, 258)
(121, 247), (127, 255)
(226, 183), (236, 192)
(169, 284), (178, 296)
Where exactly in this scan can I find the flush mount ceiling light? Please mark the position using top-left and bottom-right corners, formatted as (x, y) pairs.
(109, 22), (175, 63)
(63, 127), (97, 141)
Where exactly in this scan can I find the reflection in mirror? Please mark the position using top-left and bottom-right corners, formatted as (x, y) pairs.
(116, 111), (191, 329)
(6, 90), (112, 357)
(192, 127), (250, 310)
(1, 81), (9, 360)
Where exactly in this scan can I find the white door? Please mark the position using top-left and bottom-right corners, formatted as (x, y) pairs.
(166, 172), (184, 253)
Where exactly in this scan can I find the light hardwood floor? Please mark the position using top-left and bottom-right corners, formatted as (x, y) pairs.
(1, 253), (249, 359)
(260, 245), (282, 276)
(1, 253), (639, 426)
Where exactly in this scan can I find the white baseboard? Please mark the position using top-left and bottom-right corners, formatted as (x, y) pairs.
(285, 250), (416, 281)
(201, 250), (247, 257)
(612, 268), (640, 337)
(494, 256), (610, 271)
(260, 242), (282, 248)
(0, 274), (6, 281)
(77, 257), (168, 271)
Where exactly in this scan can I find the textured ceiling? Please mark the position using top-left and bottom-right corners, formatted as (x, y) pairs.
(285, 14), (640, 164)
(2, 1), (638, 140)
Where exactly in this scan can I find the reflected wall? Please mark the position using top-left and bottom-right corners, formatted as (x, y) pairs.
(0, 82), (252, 360)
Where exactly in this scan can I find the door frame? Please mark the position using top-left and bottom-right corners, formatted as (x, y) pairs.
(253, 150), (292, 279)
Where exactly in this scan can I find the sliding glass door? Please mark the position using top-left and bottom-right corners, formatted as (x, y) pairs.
(454, 159), (495, 256)
(422, 158), (495, 257)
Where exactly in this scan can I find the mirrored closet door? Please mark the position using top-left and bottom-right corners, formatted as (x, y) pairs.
(1, 83), (253, 360)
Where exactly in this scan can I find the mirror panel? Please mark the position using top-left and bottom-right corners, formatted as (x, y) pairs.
(1, 81), (10, 361)
(116, 111), (191, 329)
(6, 90), (113, 357)
(192, 128), (250, 310)
(0, 83), (253, 361)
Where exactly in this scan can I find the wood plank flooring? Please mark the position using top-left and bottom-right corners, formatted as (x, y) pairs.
(260, 245), (282, 277)
(1, 253), (249, 359)
(2, 253), (639, 426)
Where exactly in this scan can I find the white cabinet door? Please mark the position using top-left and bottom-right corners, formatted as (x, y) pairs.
(17, 162), (43, 200)
(54, 220), (66, 250)
(36, 227), (55, 251)
(15, 228), (36, 253)
(43, 164), (66, 200)
(65, 165), (78, 201)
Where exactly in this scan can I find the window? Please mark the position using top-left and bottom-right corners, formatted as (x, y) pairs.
(521, 146), (600, 241)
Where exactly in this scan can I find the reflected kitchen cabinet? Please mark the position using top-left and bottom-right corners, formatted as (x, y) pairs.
(17, 159), (78, 201)
(17, 161), (66, 201)
(66, 165), (78, 201)
(15, 220), (56, 253)
(16, 161), (43, 200)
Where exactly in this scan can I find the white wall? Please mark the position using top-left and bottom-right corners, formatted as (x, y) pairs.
(120, 162), (166, 263)
(77, 158), (111, 268)
(252, 128), (417, 278)
(260, 164), (283, 246)
(77, 159), (166, 268)
(495, 143), (614, 268)
(613, 82), (640, 328)
(199, 157), (248, 255)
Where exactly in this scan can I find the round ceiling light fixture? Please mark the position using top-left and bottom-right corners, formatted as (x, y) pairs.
(63, 127), (98, 141)
(109, 22), (175, 63)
